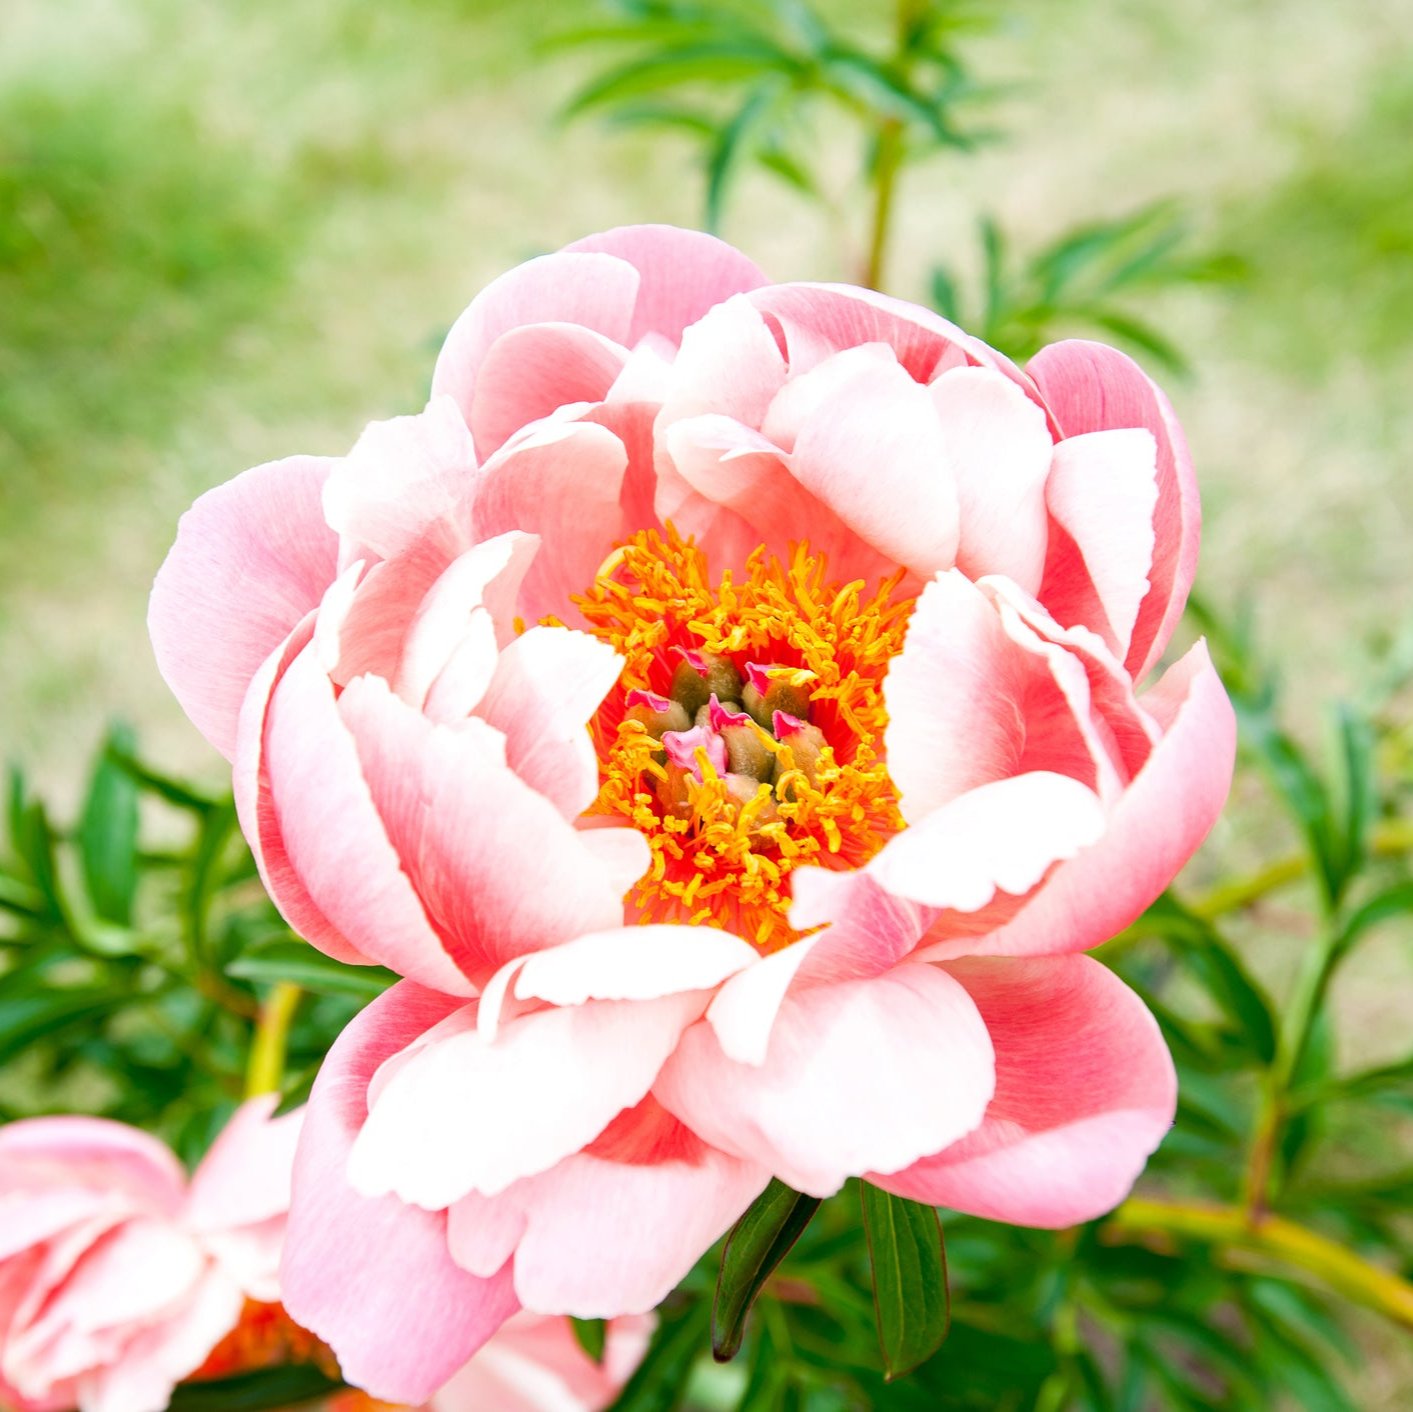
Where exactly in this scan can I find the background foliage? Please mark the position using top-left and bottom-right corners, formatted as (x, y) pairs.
(3, 0), (1412, 1408)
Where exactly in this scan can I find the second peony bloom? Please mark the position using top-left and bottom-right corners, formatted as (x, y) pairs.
(151, 225), (1235, 1403)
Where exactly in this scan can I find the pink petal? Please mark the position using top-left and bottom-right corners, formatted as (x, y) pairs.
(471, 323), (629, 459)
(786, 349), (958, 580)
(428, 1312), (652, 1412)
(473, 625), (622, 819)
(261, 650), (473, 994)
(432, 252), (639, 433)
(337, 676), (641, 983)
(929, 365), (1053, 593)
(0, 1119), (185, 1215)
(656, 294), (788, 429)
(509, 925), (758, 1010)
(447, 1101), (768, 1317)
(656, 965), (994, 1197)
(393, 532), (539, 712)
(924, 639), (1235, 960)
(281, 982), (518, 1405)
(748, 283), (1024, 385)
(871, 955), (1175, 1226)
(349, 985), (712, 1205)
(473, 417), (630, 623)
(233, 616), (377, 970)
(184, 1096), (303, 1235)
(564, 225), (769, 347)
(76, 1270), (245, 1412)
(149, 455), (338, 760)
(1039, 428), (1159, 660)
(866, 772), (1107, 913)
(321, 399), (478, 567)
(1028, 340), (1198, 681)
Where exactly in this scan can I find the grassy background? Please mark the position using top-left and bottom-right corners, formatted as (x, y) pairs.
(2, 1), (1413, 1400)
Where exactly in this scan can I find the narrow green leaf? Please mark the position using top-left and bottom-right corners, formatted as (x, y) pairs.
(563, 41), (792, 120)
(107, 747), (224, 812)
(572, 1316), (608, 1364)
(167, 1364), (344, 1411)
(612, 1296), (711, 1412)
(79, 722), (140, 925)
(859, 1184), (949, 1380)
(713, 1178), (821, 1361)
(227, 941), (399, 999)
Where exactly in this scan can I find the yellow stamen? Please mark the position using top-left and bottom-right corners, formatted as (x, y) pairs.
(572, 528), (913, 953)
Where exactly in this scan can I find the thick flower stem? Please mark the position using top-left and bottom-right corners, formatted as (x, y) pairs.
(244, 982), (302, 1099)
(1107, 1197), (1413, 1331)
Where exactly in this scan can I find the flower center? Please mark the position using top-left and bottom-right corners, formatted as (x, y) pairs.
(570, 527), (913, 953)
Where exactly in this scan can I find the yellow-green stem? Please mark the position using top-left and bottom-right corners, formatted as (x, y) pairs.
(863, 120), (903, 291)
(1107, 1197), (1413, 1331)
(245, 982), (302, 1099)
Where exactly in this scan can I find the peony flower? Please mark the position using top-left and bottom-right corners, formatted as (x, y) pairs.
(329, 1312), (652, 1412)
(150, 225), (1235, 1402)
(0, 1098), (302, 1412)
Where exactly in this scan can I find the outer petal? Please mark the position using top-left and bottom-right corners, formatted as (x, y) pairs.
(321, 399), (477, 568)
(428, 1312), (652, 1412)
(432, 252), (639, 444)
(261, 650), (473, 994)
(655, 965), (994, 1197)
(471, 323), (628, 459)
(923, 640), (1235, 961)
(867, 772), (1107, 913)
(871, 955), (1175, 1226)
(280, 983), (518, 1405)
(337, 677), (643, 982)
(149, 456), (338, 759)
(472, 418), (631, 624)
(1028, 340), (1198, 681)
(1039, 428), (1159, 661)
(929, 366), (1053, 593)
(748, 283), (1027, 386)
(349, 985), (711, 1206)
(786, 351), (959, 580)
(447, 1101), (767, 1318)
(0, 1119), (185, 1214)
(564, 225), (769, 347)
(184, 1096), (304, 1235)
(473, 626), (622, 820)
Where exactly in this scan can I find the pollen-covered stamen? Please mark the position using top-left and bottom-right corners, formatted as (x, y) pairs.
(570, 527), (913, 953)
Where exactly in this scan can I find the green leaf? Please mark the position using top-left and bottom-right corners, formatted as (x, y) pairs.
(713, 1178), (821, 1361)
(563, 40), (793, 119)
(107, 747), (224, 812)
(226, 941), (399, 999)
(78, 722), (140, 925)
(611, 1296), (711, 1412)
(705, 81), (781, 231)
(0, 981), (128, 1067)
(167, 1364), (344, 1411)
(859, 1184), (949, 1380)
(572, 1316), (608, 1364)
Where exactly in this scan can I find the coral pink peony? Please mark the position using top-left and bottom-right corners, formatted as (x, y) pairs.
(0, 1098), (303, 1412)
(330, 1312), (652, 1412)
(150, 225), (1235, 1402)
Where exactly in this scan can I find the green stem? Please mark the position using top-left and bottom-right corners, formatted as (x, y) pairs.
(863, 120), (903, 292)
(245, 982), (302, 1098)
(1108, 1197), (1413, 1331)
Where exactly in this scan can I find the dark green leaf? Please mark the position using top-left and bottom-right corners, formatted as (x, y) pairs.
(167, 1364), (344, 1411)
(78, 722), (140, 925)
(714, 1179), (822, 1361)
(563, 41), (793, 119)
(860, 1184), (949, 1380)
(611, 1296), (711, 1412)
(227, 941), (398, 999)
(573, 1316), (608, 1364)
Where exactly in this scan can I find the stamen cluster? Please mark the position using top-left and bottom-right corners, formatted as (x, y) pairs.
(572, 528), (914, 952)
